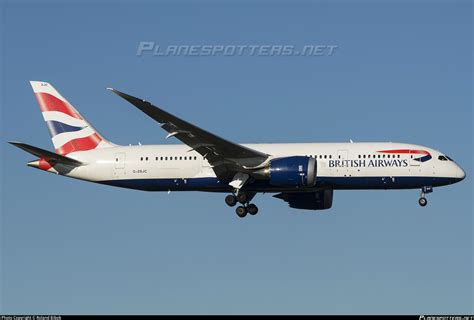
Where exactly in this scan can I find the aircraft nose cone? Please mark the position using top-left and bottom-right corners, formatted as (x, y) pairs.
(457, 166), (466, 181)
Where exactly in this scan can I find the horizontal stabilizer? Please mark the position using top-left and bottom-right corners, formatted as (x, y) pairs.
(8, 141), (83, 166)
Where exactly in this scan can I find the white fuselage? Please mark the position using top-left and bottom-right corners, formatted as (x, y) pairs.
(21, 81), (466, 213)
(56, 142), (465, 193)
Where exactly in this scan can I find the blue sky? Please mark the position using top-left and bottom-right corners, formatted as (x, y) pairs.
(1, 0), (472, 314)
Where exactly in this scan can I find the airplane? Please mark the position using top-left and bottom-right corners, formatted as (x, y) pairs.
(9, 81), (466, 218)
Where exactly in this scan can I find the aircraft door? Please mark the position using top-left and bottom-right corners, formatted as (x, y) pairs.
(409, 150), (420, 166)
(337, 150), (350, 175)
(114, 152), (126, 178)
(337, 150), (348, 160)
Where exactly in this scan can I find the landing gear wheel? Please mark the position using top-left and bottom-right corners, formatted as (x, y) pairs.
(225, 194), (237, 207)
(419, 197), (428, 207)
(247, 204), (258, 215)
(236, 193), (248, 204)
(236, 206), (248, 218)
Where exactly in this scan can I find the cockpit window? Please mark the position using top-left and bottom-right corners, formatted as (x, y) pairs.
(438, 155), (448, 161)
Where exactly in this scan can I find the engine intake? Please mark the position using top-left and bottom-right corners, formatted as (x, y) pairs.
(255, 156), (317, 187)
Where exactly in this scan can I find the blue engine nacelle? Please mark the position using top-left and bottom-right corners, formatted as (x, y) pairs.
(268, 156), (317, 187)
(273, 189), (333, 210)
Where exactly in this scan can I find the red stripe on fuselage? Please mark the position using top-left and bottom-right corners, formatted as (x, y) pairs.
(377, 149), (430, 155)
(35, 92), (82, 119)
(55, 133), (102, 155)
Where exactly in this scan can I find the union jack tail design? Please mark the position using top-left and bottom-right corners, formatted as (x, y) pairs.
(30, 81), (115, 155)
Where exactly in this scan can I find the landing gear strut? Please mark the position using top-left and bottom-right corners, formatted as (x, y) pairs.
(419, 186), (433, 207)
(236, 192), (249, 204)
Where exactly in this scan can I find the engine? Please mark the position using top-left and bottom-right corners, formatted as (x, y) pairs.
(254, 156), (317, 188)
(274, 190), (334, 210)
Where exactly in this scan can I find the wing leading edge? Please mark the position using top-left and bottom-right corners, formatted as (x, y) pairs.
(108, 88), (269, 180)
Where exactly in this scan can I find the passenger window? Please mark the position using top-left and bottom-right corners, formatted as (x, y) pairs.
(160, 157), (163, 160)
(324, 155), (327, 159)
(363, 155), (366, 159)
(179, 156), (182, 160)
(140, 157), (143, 161)
(155, 157), (158, 161)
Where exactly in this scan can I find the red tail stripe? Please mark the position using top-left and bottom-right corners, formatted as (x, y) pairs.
(38, 158), (53, 171)
(55, 133), (102, 155)
(377, 149), (430, 155)
(35, 92), (82, 119)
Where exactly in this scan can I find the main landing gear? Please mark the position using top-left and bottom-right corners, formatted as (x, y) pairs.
(225, 192), (258, 218)
(418, 186), (433, 207)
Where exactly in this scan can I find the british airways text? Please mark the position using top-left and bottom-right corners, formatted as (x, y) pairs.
(329, 159), (409, 168)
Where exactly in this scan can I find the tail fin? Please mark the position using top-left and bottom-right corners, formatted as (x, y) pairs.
(30, 81), (115, 155)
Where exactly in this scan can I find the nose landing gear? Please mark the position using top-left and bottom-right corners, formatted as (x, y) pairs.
(418, 197), (428, 207)
(419, 186), (433, 207)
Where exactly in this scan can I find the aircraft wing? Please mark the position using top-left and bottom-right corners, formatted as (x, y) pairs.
(108, 88), (269, 180)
